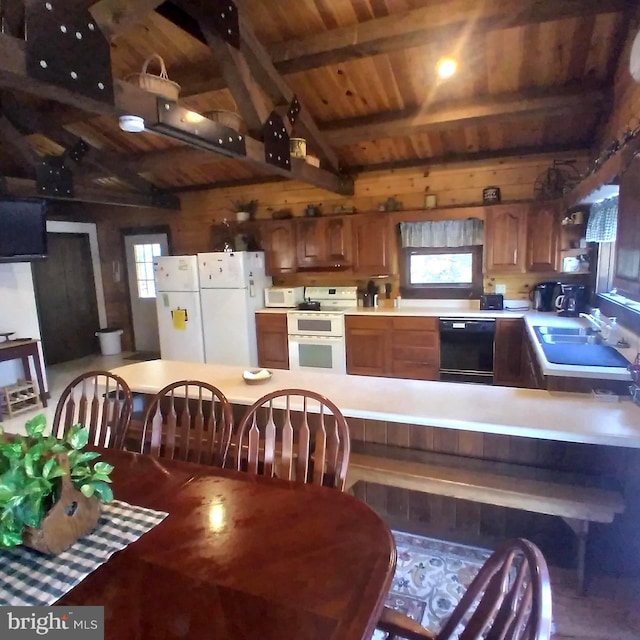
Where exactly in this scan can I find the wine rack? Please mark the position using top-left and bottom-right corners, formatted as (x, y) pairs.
(0, 379), (42, 419)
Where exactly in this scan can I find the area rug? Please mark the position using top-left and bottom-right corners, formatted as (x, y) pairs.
(372, 532), (491, 639)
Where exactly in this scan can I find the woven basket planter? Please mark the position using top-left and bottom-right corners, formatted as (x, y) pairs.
(22, 454), (101, 555)
(127, 54), (180, 101)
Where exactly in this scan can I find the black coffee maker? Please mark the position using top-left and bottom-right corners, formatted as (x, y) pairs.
(555, 284), (589, 317)
(530, 281), (561, 311)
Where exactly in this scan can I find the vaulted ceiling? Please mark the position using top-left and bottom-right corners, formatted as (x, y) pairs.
(0, 0), (635, 207)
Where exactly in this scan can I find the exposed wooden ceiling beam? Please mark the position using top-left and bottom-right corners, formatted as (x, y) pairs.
(0, 32), (352, 195)
(267, 0), (629, 76)
(0, 93), (175, 199)
(176, 1), (340, 172)
(164, 143), (589, 192)
(89, 0), (166, 39)
(322, 89), (605, 146)
(234, 12), (341, 171)
(3, 176), (169, 208)
(76, 87), (601, 181)
(352, 144), (590, 175)
(0, 107), (40, 176)
(161, 0), (630, 98)
(176, 3), (271, 134)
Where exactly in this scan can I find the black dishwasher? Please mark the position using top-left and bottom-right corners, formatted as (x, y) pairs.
(439, 318), (495, 384)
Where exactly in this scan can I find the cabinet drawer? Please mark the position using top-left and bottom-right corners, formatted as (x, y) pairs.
(390, 361), (439, 381)
(391, 316), (438, 331)
(345, 315), (391, 330)
(391, 331), (438, 349)
(391, 346), (438, 365)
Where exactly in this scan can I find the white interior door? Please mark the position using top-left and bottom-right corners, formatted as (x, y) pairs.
(124, 233), (169, 352)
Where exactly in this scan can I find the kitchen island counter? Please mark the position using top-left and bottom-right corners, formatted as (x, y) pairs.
(111, 360), (640, 449)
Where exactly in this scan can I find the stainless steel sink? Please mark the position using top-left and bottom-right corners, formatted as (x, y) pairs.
(540, 334), (595, 345)
(536, 326), (585, 336)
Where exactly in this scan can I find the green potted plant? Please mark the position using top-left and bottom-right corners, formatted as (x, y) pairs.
(0, 414), (114, 553)
(232, 199), (258, 222)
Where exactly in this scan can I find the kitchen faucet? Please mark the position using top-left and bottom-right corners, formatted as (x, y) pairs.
(579, 312), (626, 346)
(579, 312), (607, 333)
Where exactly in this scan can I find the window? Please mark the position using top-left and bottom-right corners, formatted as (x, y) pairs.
(134, 243), (162, 298)
(401, 246), (483, 299)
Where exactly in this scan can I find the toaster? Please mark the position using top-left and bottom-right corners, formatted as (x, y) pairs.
(480, 294), (504, 310)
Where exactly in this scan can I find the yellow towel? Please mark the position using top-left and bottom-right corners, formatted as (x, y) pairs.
(172, 308), (187, 330)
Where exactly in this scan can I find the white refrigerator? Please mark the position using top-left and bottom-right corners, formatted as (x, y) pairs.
(197, 251), (272, 366)
(153, 255), (205, 363)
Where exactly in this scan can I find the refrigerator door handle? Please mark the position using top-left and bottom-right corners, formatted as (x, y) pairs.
(249, 279), (255, 297)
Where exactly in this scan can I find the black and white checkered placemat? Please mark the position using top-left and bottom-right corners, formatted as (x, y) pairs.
(0, 500), (168, 606)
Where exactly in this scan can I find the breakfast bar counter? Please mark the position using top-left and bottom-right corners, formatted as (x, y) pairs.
(110, 360), (640, 449)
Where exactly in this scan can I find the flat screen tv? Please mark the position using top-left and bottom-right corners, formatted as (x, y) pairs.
(0, 197), (48, 262)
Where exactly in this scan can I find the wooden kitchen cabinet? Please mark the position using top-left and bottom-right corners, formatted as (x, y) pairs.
(260, 219), (297, 275)
(351, 212), (395, 276)
(256, 313), (289, 370)
(390, 317), (439, 380)
(484, 204), (528, 273)
(522, 334), (543, 389)
(345, 315), (439, 380)
(345, 315), (388, 376)
(493, 319), (525, 387)
(527, 203), (559, 272)
(296, 216), (351, 269)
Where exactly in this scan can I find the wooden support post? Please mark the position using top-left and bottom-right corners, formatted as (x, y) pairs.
(563, 517), (590, 595)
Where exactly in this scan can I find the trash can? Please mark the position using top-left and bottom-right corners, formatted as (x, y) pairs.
(96, 328), (123, 356)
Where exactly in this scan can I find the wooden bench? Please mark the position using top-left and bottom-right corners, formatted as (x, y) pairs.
(346, 443), (625, 594)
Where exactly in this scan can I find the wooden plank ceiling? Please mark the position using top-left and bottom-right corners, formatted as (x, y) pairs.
(0, 0), (632, 199)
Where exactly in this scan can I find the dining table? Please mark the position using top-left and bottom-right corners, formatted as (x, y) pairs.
(56, 449), (397, 640)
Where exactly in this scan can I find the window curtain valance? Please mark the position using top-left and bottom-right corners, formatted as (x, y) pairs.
(586, 196), (618, 243)
(400, 218), (484, 248)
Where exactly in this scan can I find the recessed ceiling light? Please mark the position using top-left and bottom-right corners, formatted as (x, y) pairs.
(119, 115), (145, 133)
(437, 58), (457, 79)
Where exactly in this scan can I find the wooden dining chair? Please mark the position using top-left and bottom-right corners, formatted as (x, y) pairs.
(52, 370), (133, 449)
(140, 380), (233, 467)
(377, 538), (553, 640)
(234, 388), (351, 490)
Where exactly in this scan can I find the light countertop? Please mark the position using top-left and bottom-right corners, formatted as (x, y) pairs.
(257, 305), (635, 381)
(111, 360), (640, 449)
(523, 314), (633, 381)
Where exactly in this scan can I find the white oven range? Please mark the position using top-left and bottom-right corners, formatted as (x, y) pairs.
(287, 286), (357, 374)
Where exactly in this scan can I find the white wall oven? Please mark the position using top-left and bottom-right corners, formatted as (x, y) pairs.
(286, 286), (357, 375)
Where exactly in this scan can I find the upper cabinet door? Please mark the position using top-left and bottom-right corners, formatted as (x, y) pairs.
(296, 217), (352, 268)
(527, 203), (559, 272)
(484, 205), (528, 273)
(296, 218), (325, 268)
(614, 157), (640, 298)
(325, 216), (352, 266)
(261, 220), (297, 275)
(351, 212), (394, 276)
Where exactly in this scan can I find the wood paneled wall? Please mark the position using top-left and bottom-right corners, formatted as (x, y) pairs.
(348, 418), (640, 577)
(181, 151), (587, 222)
(57, 151), (586, 348)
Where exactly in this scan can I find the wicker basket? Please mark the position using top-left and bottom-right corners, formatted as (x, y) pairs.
(127, 54), (180, 101)
(203, 109), (244, 131)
